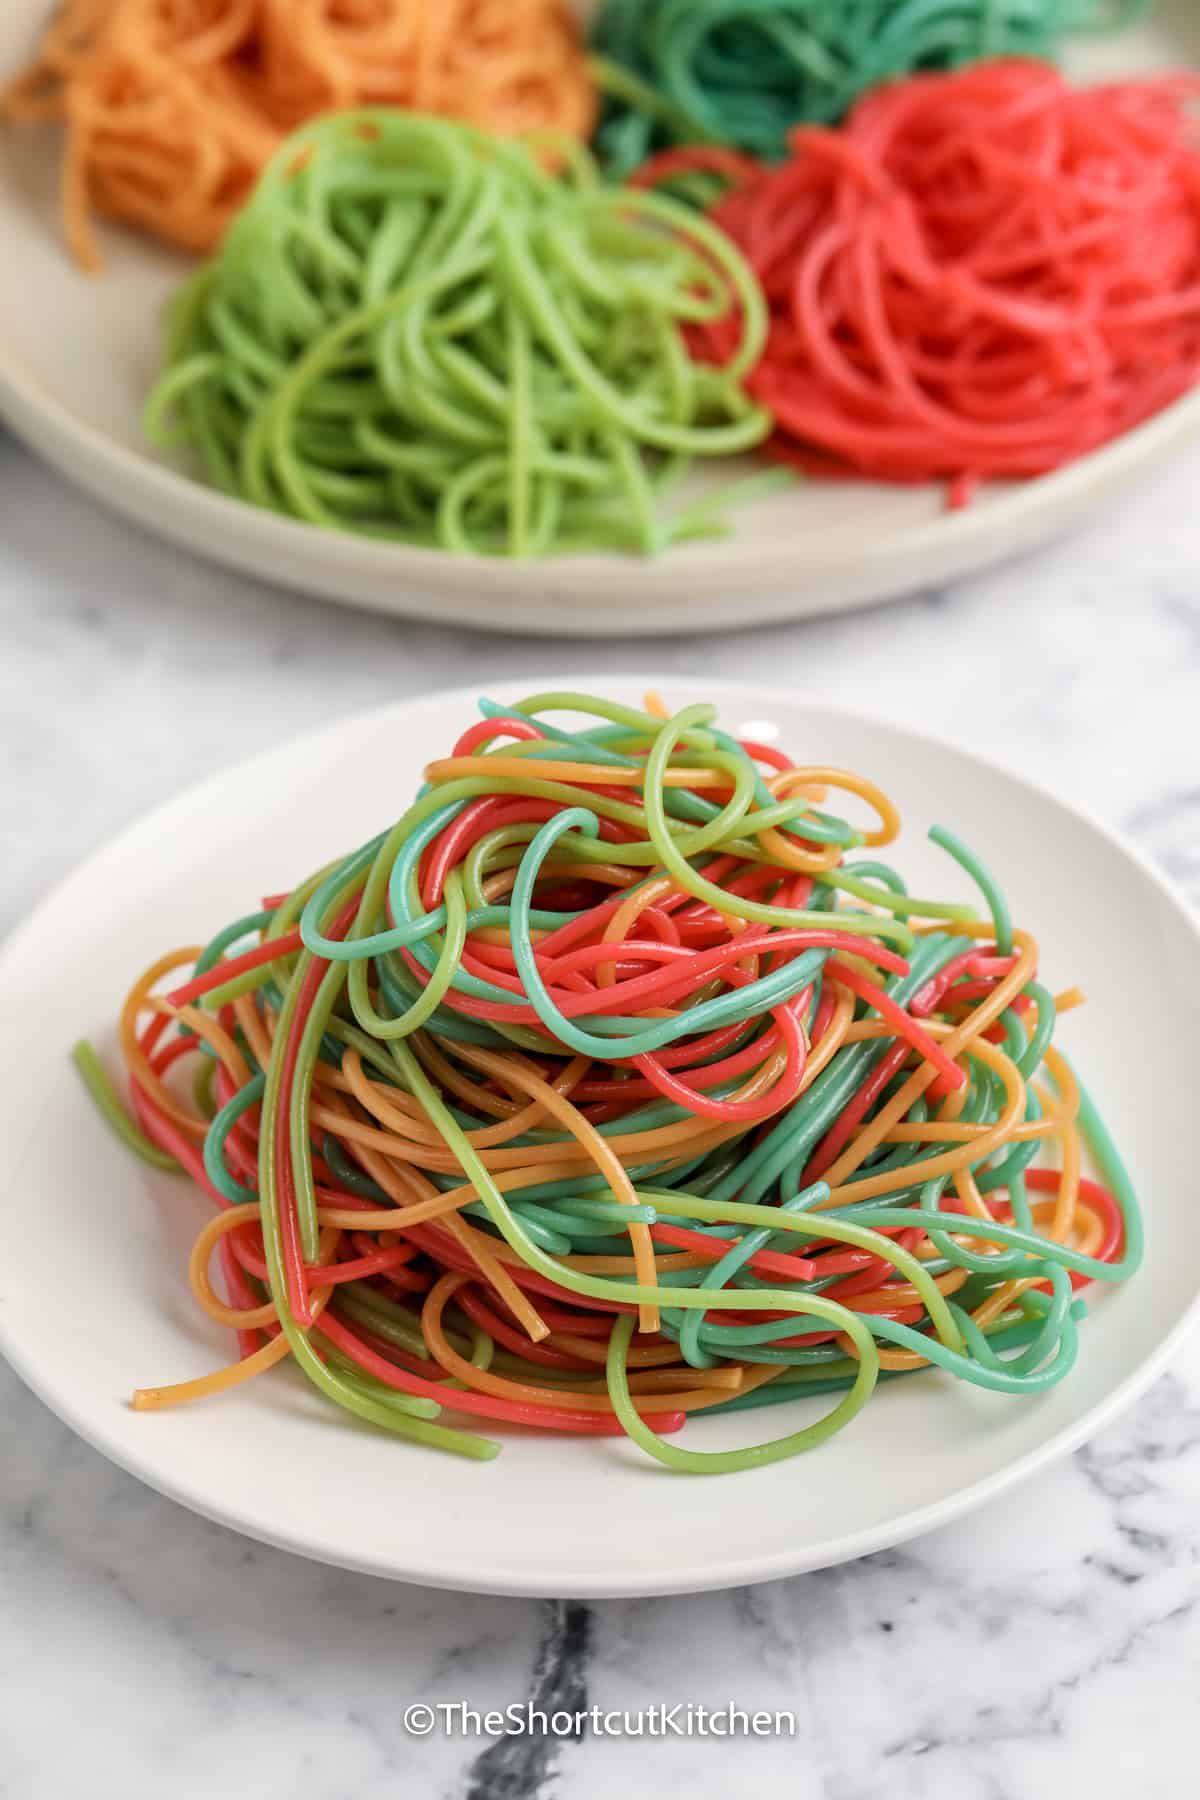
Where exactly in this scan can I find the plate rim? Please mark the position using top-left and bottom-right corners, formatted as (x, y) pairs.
(1, 672), (1199, 1597)
(4, 330), (1200, 631)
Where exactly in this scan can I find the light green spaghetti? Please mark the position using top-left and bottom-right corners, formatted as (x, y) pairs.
(145, 110), (776, 559)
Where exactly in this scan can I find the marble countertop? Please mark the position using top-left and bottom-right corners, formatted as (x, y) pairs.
(2, 430), (1199, 1800)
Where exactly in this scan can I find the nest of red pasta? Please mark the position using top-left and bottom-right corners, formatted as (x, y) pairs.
(633, 61), (1200, 507)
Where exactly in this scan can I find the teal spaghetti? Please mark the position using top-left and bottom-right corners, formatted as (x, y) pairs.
(590, 0), (1151, 174)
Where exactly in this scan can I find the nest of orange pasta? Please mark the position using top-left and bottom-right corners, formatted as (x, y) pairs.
(75, 691), (1141, 1472)
(3, 0), (595, 270)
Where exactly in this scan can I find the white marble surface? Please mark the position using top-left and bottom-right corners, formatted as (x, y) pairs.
(2, 430), (1199, 1799)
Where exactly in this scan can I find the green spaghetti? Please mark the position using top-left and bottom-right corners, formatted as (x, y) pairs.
(144, 110), (774, 558)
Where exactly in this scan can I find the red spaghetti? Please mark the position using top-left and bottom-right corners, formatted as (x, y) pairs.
(644, 61), (1200, 495)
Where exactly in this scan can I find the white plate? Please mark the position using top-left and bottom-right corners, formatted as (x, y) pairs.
(0, 675), (1197, 1598)
(0, 3), (1198, 635)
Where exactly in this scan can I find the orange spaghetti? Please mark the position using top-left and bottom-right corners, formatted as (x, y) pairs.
(3, 0), (597, 269)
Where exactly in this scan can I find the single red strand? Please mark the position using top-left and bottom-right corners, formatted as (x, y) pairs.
(165, 930), (304, 1008)
(824, 959), (966, 1091)
(648, 1223), (817, 1283)
(317, 1312), (685, 1435)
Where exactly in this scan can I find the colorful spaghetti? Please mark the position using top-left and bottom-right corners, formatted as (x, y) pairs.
(650, 61), (1200, 493)
(2, 0), (596, 269)
(589, 0), (1147, 175)
(7, 9), (1193, 528)
(76, 691), (1142, 1474)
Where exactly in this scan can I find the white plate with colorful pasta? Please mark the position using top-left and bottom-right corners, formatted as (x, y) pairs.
(0, 676), (1197, 1596)
(1, 2), (1200, 633)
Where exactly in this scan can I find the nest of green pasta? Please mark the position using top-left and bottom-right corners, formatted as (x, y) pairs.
(146, 111), (776, 557)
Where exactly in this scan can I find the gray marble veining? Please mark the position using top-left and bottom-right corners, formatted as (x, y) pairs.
(1, 430), (1199, 1799)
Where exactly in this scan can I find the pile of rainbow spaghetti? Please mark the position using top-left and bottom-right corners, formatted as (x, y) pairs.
(76, 692), (1141, 1472)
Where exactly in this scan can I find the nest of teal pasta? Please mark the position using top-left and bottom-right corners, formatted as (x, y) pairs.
(86, 693), (1141, 1472)
(588, 0), (1150, 173)
(144, 110), (775, 558)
